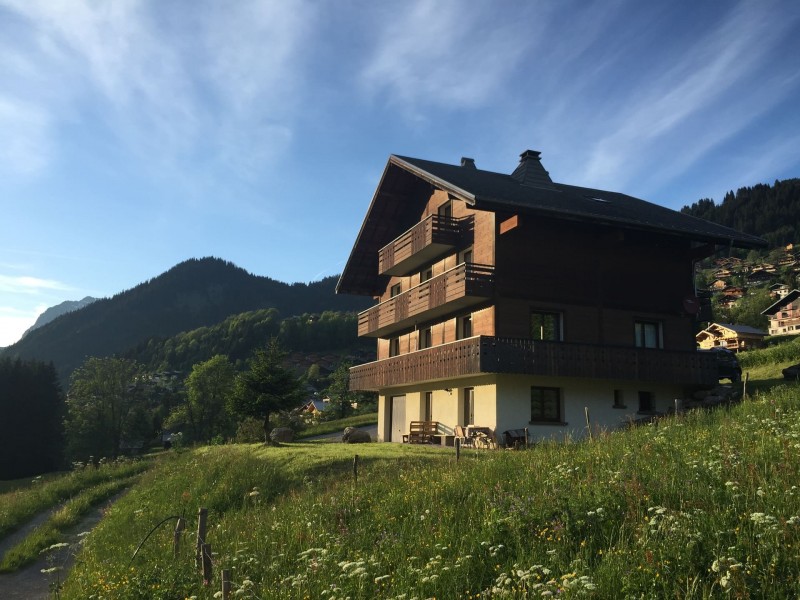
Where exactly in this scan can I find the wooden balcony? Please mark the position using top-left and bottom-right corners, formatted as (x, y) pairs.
(378, 215), (462, 276)
(358, 263), (494, 338)
(349, 336), (717, 391)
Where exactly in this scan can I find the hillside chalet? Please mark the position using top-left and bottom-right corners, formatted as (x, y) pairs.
(763, 289), (800, 336)
(336, 150), (766, 444)
(695, 323), (767, 351)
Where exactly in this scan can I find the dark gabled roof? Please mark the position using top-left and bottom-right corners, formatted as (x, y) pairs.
(393, 154), (767, 248)
(337, 151), (768, 296)
(762, 289), (800, 315)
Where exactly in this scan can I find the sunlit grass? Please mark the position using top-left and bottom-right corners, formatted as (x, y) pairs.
(58, 388), (800, 598)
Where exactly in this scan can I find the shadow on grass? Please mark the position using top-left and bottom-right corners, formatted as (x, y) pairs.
(746, 376), (800, 395)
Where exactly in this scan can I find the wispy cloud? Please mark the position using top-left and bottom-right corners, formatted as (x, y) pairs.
(0, 95), (51, 175)
(0, 0), (313, 182)
(0, 274), (72, 295)
(360, 0), (533, 115)
(579, 0), (800, 192)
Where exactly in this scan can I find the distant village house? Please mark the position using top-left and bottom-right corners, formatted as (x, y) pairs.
(695, 323), (767, 352)
(762, 289), (800, 336)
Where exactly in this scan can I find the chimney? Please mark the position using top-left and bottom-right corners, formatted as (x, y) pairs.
(460, 157), (476, 169)
(511, 149), (554, 188)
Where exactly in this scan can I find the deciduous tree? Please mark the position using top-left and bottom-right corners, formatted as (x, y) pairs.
(65, 357), (142, 460)
(185, 354), (235, 442)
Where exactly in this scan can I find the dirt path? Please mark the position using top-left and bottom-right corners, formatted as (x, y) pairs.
(0, 495), (121, 600)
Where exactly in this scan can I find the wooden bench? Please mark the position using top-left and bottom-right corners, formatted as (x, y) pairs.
(404, 421), (440, 444)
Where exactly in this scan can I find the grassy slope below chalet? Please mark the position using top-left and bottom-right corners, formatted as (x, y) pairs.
(60, 384), (800, 599)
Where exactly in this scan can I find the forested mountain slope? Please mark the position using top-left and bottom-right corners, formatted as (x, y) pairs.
(681, 178), (800, 247)
(2, 257), (369, 382)
(125, 308), (373, 375)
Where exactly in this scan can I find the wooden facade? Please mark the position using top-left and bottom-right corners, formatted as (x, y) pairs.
(337, 151), (766, 442)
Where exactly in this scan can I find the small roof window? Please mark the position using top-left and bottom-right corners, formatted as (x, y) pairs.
(585, 196), (610, 203)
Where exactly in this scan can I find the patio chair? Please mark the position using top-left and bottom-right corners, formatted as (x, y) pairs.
(454, 425), (474, 448)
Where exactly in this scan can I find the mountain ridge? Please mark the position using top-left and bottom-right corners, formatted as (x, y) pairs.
(21, 296), (98, 339)
(2, 257), (369, 382)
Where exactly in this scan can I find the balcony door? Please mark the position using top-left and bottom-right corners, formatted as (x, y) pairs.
(390, 395), (406, 443)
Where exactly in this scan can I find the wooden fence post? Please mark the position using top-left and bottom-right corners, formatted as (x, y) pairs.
(196, 508), (208, 569)
(173, 517), (185, 558)
(201, 542), (212, 584)
(352, 455), (359, 486)
(455, 437), (461, 462)
(524, 428), (529, 449)
(743, 372), (749, 400)
(584, 407), (592, 441)
(222, 568), (231, 599)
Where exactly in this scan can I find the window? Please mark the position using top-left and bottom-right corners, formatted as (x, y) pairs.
(424, 391), (433, 421)
(638, 391), (655, 413)
(531, 311), (562, 341)
(438, 201), (452, 219)
(390, 283), (402, 298)
(531, 387), (561, 423)
(457, 315), (472, 339)
(613, 389), (626, 409)
(634, 321), (661, 348)
(389, 337), (400, 357)
(418, 327), (432, 350)
(460, 248), (473, 264)
(463, 387), (474, 425)
(420, 268), (433, 282)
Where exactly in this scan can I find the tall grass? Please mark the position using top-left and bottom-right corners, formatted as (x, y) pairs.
(0, 459), (149, 542)
(61, 388), (800, 598)
(0, 475), (139, 571)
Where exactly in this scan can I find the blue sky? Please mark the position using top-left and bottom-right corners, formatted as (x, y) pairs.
(1, 0), (799, 347)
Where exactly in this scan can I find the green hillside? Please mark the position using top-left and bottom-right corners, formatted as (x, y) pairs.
(2, 257), (370, 382)
(44, 385), (800, 599)
(124, 308), (373, 375)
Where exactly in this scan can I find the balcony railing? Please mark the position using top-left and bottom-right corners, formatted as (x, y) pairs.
(378, 215), (462, 276)
(349, 336), (717, 391)
(358, 262), (494, 338)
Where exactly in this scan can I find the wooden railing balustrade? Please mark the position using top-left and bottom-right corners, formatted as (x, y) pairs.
(378, 215), (462, 276)
(357, 262), (494, 338)
(349, 336), (717, 390)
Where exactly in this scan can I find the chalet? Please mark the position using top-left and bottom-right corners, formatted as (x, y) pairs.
(301, 399), (328, 415)
(696, 323), (767, 351)
(769, 283), (791, 299)
(746, 269), (773, 287)
(762, 289), (800, 336)
(336, 150), (765, 443)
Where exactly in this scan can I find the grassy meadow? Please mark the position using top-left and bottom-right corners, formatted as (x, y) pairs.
(3, 340), (800, 598)
(49, 383), (800, 599)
